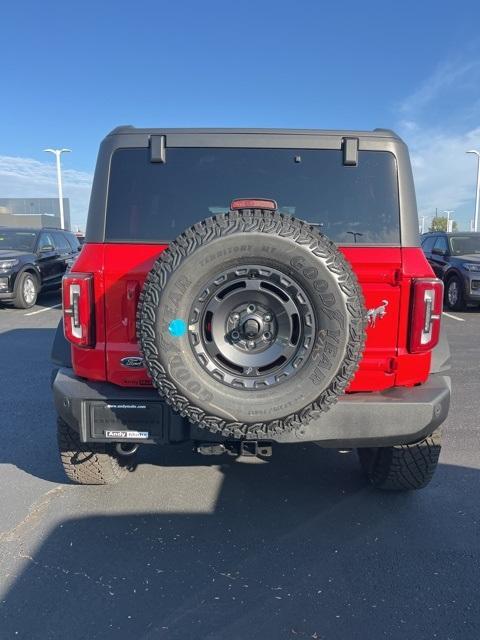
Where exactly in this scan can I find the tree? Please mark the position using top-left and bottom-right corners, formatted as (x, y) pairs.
(429, 216), (458, 232)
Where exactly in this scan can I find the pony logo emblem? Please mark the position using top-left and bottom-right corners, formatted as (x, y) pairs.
(367, 300), (388, 328)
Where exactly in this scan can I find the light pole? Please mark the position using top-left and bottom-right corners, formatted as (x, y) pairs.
(419, 215), (430, 234)
(44, 148), (71, 229)
(444, 210), (454, 233)
(466, 150), (480, 232)
(346, 231), (363, 243)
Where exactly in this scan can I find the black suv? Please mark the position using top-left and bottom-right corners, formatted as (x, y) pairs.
(421, 231), (480, 310)
(0, 227), (81, 309)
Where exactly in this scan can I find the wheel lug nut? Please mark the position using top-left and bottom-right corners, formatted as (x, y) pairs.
(264, 314), (272, 322)
(247, 340), (256, 349)
(247, 304), (256, 313)
(231, 313), (240, 322)
(231, 330), (240, 342)
(263, 331), (271, 341)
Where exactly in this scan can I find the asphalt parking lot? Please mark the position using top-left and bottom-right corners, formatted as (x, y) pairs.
(0, 293), (479, 640)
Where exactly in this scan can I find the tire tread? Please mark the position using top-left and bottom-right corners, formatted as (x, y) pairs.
(57, 417), (127, 485)
(358, 429), (442, 490)
(137, 210), (367, 438)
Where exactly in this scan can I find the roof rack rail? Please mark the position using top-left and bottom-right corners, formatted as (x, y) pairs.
(372, 128), (399, 137)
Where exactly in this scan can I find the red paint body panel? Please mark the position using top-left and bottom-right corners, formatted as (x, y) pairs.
(103, 244), (167, 386)
(341, 248), (401, 391)
(69, 243), (440, 393)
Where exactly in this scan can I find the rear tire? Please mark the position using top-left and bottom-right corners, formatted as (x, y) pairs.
(445, 275), (464, 311)
(13, 272), (38, 309)
(357, 428), (442, 491)
(57, 417), (128, 485)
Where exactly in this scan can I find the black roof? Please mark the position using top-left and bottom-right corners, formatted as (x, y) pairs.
(107, 125), (402, 140)
(0, 226), (65, 233)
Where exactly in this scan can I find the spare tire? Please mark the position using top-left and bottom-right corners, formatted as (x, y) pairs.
(137, 208), (366, 439)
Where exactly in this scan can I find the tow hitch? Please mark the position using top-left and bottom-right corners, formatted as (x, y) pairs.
(196, 441), (273, 458)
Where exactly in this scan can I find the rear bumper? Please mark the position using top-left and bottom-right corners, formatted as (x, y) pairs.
(52, 367), (451, 448)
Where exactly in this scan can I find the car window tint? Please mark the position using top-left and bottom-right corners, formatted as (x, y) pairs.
(53, 232), (71, 252)
(421, 236), (436, 252)
(105, 148), (401, 245)
(38, 232), (55, 250)
(65, 233), (80, 251)
(449, 235), (480, 255)
(0, 230), (37, 252)
(433, 236), (448, 252)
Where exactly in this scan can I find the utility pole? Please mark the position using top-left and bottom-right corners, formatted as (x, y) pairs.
(44, 148), (71, 229)
(466, 150), (480, 232)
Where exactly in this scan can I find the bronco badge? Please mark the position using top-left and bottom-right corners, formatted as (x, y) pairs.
(367, 300), (388, 328)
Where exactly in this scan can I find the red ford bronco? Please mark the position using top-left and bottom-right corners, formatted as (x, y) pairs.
(51, 127), (451, 489)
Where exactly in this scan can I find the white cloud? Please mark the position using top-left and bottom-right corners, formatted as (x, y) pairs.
(397, 52), (480, 230)
(400, 58), (480, 115)
(401, 126), (480, 227)
(0, 155), (92, 230)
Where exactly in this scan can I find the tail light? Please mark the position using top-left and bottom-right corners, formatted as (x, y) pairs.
(62, 273), (94, 347)
(409, 278), (443, 353)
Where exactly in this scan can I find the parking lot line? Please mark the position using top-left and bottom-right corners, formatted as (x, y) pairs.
(24, 304), (62, 317)
(443, 311), (465, 322)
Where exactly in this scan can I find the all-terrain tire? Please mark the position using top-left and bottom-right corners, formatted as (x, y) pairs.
(357, 428), (442, 490)
(138, 209), (366, 439)
(57, 417), (128, 485)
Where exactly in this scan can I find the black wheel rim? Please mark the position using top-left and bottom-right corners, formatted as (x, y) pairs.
(188, 265), (316, 389)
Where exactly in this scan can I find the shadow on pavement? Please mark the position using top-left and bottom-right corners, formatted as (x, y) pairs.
(1, 443), (478, 640)
(0, 327), (66, 484)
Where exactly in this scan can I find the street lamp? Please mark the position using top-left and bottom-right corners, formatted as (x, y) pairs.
(444, 210), (454, 233)
(346, 231), (363, 243)
(44, 148), (71, 229)
(466, 150), (480, 232)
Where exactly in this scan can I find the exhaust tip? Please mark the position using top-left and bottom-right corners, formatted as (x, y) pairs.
(115, 442), (139, 457)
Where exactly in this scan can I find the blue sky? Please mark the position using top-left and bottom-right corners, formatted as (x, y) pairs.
(1, 0), (480, 231)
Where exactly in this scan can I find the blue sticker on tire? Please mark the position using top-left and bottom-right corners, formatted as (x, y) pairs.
(168, 318), (187, 337)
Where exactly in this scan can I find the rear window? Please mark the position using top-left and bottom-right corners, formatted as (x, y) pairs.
(105, 148), (400, 244)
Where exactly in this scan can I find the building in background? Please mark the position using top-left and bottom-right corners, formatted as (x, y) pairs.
(0, 197), (71, 230)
